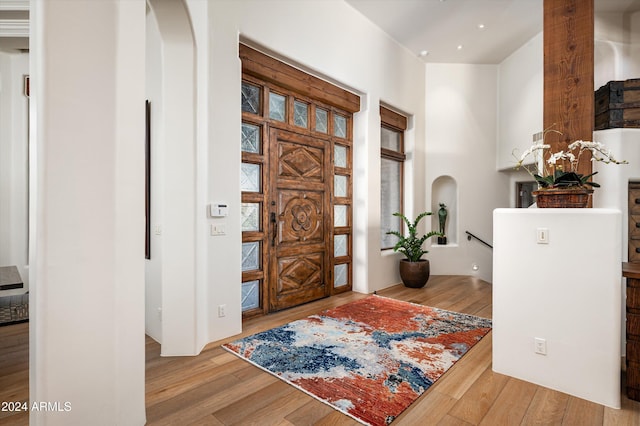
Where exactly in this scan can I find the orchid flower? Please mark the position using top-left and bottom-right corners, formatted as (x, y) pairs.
(514, 132), (627, 189)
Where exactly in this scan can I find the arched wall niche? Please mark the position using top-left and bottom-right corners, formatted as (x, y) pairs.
(431, 175), (457, 246)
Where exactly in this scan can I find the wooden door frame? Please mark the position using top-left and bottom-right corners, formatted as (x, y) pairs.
(240, 45), (359, 318)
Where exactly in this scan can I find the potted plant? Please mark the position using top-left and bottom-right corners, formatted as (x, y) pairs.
(514, 127), (627, 207)
(386, 212), (442, 288)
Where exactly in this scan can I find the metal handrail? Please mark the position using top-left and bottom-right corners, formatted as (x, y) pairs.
(465, 231), (493, 249)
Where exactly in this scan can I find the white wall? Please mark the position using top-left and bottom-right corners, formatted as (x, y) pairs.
(495, 32), (543, 209)
(595, 10), (640, 89)
(30, 0), (146, 424)
(188, 0), (211, 353)
(493, 208), (621, 409)
(424, 63), (509, 283)
(0, 51), (29, 291)
(496, 32), (543, 171)
(144, 7), (163, 344)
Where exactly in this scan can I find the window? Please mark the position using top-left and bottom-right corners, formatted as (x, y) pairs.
(380, 106), (407, 250)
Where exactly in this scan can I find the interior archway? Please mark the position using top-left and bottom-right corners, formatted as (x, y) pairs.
(145, 0), (198, 356)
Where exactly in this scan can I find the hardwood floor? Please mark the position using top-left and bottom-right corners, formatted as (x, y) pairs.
(0, 320), (28, 425)
(2, 275), (640, 425)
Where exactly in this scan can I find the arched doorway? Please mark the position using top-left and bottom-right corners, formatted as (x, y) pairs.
(145, 0), (198, 355)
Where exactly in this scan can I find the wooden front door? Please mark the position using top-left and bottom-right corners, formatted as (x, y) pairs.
(240, 44), (358, 317)
(268, 128), (330, 311)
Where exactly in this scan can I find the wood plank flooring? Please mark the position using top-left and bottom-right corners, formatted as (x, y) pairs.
(2, 275), (640, 425)
(0, 320), (28, 426)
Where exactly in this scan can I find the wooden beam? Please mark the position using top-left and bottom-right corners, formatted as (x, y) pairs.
(543, 0), (594, 179)
(240, 44), (360, 114)
(380, 106), (407, 131)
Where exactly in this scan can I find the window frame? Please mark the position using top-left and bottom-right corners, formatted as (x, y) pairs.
(380, 106), (407, 251)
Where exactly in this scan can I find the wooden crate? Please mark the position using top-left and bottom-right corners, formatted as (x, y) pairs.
(629, 339), (640, 363)
(630, 286), (640, 312)
(630, 239), (640, 263)
(595, 78), (640, 130)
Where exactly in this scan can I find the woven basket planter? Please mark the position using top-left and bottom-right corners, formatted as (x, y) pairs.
(533, 188), (594, 208)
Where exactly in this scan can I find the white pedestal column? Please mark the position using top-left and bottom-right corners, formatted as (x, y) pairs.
(30, 1), (146, 424)
(493, 208), (621, 408)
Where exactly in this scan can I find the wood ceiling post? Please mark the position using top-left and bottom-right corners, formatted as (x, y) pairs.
(543, 0), (594, 180)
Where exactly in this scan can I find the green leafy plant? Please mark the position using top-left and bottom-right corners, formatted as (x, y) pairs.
(386, 212), (442, 262)
(533, 169), (599, 189)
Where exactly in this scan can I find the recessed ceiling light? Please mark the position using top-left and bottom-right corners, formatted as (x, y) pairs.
(457, 45), (463, 50)
(419, 50), (429, 57)
(478, 24), (485, 30)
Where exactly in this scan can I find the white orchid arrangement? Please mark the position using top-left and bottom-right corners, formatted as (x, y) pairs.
(514, 129), (627, 189)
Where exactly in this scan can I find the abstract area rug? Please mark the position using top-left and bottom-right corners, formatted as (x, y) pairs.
(223, 295), (492, 425)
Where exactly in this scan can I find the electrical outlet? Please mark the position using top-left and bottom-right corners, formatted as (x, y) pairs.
(534, 337), (547, 355)
(218, 304), (226, 318)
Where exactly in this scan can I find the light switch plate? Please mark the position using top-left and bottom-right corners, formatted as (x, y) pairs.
(210, 224), (226, 236)
(536, 228), (549, 244)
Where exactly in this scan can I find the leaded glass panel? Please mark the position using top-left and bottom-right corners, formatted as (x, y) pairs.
(335, 145), (347, 168)
(315, 108), (328, 133)
(242, 280), (260, 311)
(294, 100), (308, 128)
(269, 92), (286, 122)
(240, 163), (261, 193)
(241, 203), (260, 232)
(334, 114), (347, 138)
(334, 175), (347, 198)
(381, 127), (401, 151)
(241, 82), (260, 114)
(241, 123), (261, 154)
(334, 264), (348, 287)
(241, 242), (260, 271)
(334, 205), (347, 227)
(381, 158), (402, 249)
(334, 235), (347, 257)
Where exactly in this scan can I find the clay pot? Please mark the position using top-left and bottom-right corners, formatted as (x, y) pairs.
(399, 259), (430, 288)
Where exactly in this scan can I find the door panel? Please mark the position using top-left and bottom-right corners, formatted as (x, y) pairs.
(276, 253), (324, 295)
(277, 190), (324, 246)
(277, 141), (324, 183)
(269, 128), (330, 311)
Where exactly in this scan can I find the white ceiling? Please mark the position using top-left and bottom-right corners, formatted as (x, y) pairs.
(345, 0), (640, 64)
(2, 0), (640, 59)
